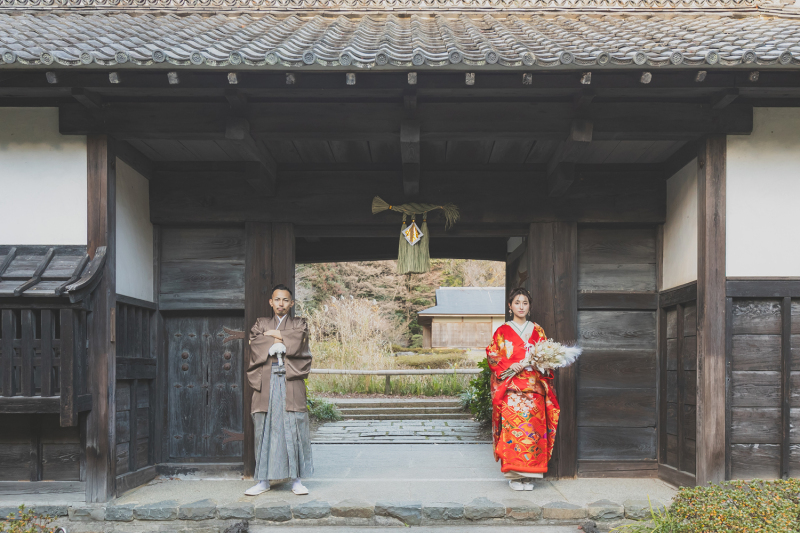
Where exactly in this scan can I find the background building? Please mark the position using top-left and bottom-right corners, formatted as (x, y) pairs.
(418, 287), (506, 349)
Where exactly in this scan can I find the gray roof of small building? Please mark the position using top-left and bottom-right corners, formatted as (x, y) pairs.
(3, 11), (800, 70)
(419, 287), (505, 316)
(0, 245), (103, 300)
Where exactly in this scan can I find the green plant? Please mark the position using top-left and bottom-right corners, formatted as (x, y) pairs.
(395, 352), (472, 369)
(306, 391), (342, 422)
(614, 479), (800, 533)
(409, 334), (423, 349)
(460, 358), (492, 424)
(1, 505), (55, 533)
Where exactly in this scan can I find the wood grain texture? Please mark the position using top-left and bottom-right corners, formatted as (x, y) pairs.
(577, 459), (657, 478)
(577, 349), (656, 389)
(731, 371), (781, 407)
(578, 427), (656, 460)
(730, 407), (781, 444)
(578, 311), (656, 350)
(732, 299), (783, 335)
(41, 443), (81, 481)
(85, 134), (117, 503)
(696, 137), (726, 485)
(577, 387), (656, 427)
(658, 463), (696, 487)
(578, 228), (656, 265)
(730, 443), (780, 480)
(578, 264), (656, 292)
(577, 291), (658, 310)
(159, 262), (245, 310)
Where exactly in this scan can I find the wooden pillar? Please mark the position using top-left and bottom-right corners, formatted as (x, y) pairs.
(696, 136), (726, 486)
(526, 222), (578, 479)
(243, 222), (295, 477)
(85, 135), (117, 502)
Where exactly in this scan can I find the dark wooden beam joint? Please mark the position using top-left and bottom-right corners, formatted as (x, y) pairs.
(547, 120), (593, 197)
(401, 89), (420, 197)
(711, 88), (740, 110)
(224, 116), (277, 197)
(72, 88), (104, 119)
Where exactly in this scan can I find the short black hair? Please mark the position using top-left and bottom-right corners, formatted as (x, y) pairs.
(271, 284), (293, 298)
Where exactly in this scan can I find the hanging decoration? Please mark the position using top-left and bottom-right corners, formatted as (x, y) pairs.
(371, 197), (460, 274)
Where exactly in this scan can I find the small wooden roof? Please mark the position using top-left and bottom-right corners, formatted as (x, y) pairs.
(3, 11), (800, 70)
(419, 287), (506, 316)
(0, 245), (105, 301)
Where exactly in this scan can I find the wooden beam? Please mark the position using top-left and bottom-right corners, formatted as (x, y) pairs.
(401, 119), (420, 197)
(781, 297), (792, 479)
(71, 88), (103, 118)
(224, 116), (276, 196)
(58, 102), (754, 141)
(149, 168), (667, 225)
(577, 291), (658, 310)
(695, 136), (726, 486)
(711, 88), (739, 110)
(85, 135), (117, 503)
(662, 141), (697, 179)
(547, 162), (576, 198)
(527, 222), (578, 479)
(115, 141), (154, 181)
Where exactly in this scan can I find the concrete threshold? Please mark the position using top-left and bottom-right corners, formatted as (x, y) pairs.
(12, 444), (678, 533)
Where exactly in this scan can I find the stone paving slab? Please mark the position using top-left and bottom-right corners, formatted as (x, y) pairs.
(313, 420), (489, 444)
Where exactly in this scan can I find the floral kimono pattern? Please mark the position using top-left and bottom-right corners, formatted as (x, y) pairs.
(486, 322), (560, 475)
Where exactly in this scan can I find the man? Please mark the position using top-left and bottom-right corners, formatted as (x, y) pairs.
(245, 284), (313, 496)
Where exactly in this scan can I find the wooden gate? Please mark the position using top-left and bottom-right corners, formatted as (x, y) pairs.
(166, 316), (244, 462)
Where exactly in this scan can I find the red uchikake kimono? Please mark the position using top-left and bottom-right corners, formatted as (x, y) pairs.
(486, 322), (560, 475)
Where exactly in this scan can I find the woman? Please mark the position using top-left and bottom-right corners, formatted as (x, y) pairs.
(486, 287), (560, 491)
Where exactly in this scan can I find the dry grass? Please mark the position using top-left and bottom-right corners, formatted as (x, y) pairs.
(303, 297), (471, 396)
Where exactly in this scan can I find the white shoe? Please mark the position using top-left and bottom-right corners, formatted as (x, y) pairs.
(245, 481), (269, 496)
(292, 481), (309, 495)
(509, 480), (525, 491)
(523, 480), (535, 491)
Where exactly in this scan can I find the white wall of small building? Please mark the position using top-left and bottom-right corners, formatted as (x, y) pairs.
(662, 159), (698, 290)
(727, 108), (800, 277)
(0, 108), (87, 245)
(116, 158), (154, 302)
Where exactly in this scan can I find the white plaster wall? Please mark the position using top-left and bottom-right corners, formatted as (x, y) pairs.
(116, 159), (154, 302)
(728, 108), (800, 277)
(0, 108), (87, 244)
(662, 158), (698, 289)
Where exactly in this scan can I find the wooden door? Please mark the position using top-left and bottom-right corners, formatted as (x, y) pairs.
(167, 316), (244, 462)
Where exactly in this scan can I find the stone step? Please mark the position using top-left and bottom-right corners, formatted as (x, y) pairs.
(328, 398), (463, 409)
(337, 406), (467, 416)
(339, 413), (473, 420)
(52, 497), (666, 529)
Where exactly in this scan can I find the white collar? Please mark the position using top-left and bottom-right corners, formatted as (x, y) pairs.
(276, 314), (287, 326)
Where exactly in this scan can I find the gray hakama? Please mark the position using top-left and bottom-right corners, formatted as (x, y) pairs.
(252, 363), (314, 481)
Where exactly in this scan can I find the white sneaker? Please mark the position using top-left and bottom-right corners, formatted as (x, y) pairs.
(245, 481), (269, 496)
(508, 480), (525, 491)
(523, 480), (535, 491)
(292, 481), (309, 495)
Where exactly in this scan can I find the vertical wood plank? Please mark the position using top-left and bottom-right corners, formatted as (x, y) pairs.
(129, 378), (138, 473)
(244, 222), (272, 477)
(152, 225), (166, 464)
(41, 310), (53, 397)
(85, 135), (117, 502)
(656, 225), (664, 292)
(658, 306), (668, 464)
(725, 297), (732, 480)
(677, 304), (685, 472)
(30, 416), (41, 482)
(696, 136), (726, 486)
(20, 310), (34, 396)
(60, 309), (76, 427)
(781, 296), (792, 479)
(271, 223), (296, 311)
(2, 310), (16, 396)
(528, 222), (578, 479)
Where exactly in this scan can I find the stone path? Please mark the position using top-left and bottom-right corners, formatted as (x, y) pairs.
(312, 419), (489, 444)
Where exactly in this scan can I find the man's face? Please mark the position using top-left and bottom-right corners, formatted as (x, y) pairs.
(269, 289), (294, 317)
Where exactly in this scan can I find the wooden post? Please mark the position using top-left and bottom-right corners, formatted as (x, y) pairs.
(696, 136), (726, 486)
(527, 222), (578, 479)
(85, 135), (117, 502)
(244, 222), (295, 476)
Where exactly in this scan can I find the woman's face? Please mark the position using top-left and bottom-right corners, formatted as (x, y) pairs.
(509, 294), (530, 320)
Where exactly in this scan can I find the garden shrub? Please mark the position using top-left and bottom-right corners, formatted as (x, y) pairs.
(1, 506), (55, 533)
(395, 352), (471, 369)
(617, 479), (800, 533)
(460, 359), (492, 424)
(306, 391), (342, 422)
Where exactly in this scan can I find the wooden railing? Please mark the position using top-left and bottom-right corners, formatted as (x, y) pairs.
(0, 306), (89, 426)
(309, 368), (481, 394)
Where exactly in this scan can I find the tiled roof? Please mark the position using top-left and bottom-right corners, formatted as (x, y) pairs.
(2, 12), (800, 69)
(0, 0), (769, 12)
(0, 245), (104, 300)
(419, 287), (505, 315)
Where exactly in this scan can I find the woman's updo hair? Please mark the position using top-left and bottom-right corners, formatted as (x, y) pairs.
(508, 287), (532, 308)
